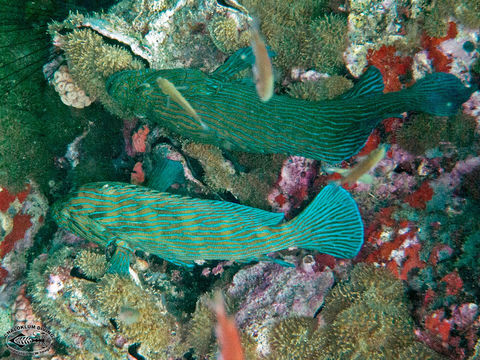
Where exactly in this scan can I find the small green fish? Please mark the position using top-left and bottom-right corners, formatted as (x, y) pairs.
(52, 182), (363, 275)
(106, 47), (473, 163)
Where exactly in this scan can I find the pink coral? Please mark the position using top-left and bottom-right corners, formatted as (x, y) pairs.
(131, 162), (145, 184)
(132, 125), (150, 153)
(268, 156), (317, 215)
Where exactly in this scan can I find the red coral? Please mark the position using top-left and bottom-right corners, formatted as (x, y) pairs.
(0, 266), (8, 285)
(441, 271), (463, 296)
(425, 310), (452, 343)
(0, 213), (32, 258)
(0, 185), (30, 212)
(131, 161), (145, 184)
(132, 125), (150, 154)
(400, 244), (426, 281)
(367, 45), (413, 92)
(404, 181), (434, 209)
(421, 22), (457, 72)
(357, 130), (380, 156)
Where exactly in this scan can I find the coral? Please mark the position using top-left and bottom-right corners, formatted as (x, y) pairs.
(208, 15), (250, 54)
(456, 231), (480, 292)
(187, 292), (217, 357)
(132, 125), (150, 154)
(52, 65), (95, 108)
(366, 45), (413, 92)
(241, 0), (345, 74)
(287, 75), (353, 101)
(95, 274), (181, 357)
(227, 261), (334, 357)
(131, 161), (145, 184)
(316, 264), (442, 359)
(396, 111), (477, 156)
(182, 142), (284, 209)
(74, 249), (107, 279)
(57, 28), (144, 118)
(268, 317), (320, 360)
(421, 22), (457, 73)
(27, 242), (185, 359)
(405, 181), (434, 210)
(307, 14), (349, 74)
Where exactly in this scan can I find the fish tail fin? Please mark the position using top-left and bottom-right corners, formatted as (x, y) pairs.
(284, 184), (364, 259)
(406, 73), (475, 116)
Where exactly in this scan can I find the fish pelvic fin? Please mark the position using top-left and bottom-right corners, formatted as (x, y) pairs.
(107, 240), (133, 276)
(284, 184), (364, 259)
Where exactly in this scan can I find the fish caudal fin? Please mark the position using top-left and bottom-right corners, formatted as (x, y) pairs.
(406, 72), (475, 116)
(285, 184), (364, 259)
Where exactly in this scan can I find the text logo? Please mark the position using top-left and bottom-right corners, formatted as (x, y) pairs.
(4, 325), (53, 356)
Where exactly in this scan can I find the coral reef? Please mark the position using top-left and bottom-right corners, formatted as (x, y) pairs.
(51, 65), (95, 109)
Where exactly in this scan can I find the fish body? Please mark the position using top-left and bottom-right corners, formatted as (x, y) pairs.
(106, 48), (473, 163)
(327, 144), (388, 185)
(250, 25), (274, 102)
(52, 182), (363, 274)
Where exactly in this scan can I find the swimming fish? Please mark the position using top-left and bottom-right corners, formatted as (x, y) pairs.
(250, 24), (274, 102)
(327, 144), (389, 186)
(212, 292), (245, 360)
(156, 76), (209, 130)
(52, 182), (363, 275)
(106, 47), (474, 163)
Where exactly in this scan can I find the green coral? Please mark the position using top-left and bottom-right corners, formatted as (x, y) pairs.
(267, 264), (444, 360)
(239, 0), (346, 74)
(423, 0), (480, 36)
(268, 317), (319, 360)
(288, 76), (353, 101)
(187, 292), (217, 357)
(208, 15), (250, 54)
(395, 111), (477, 156)
(74, 249), (107, 279)
(182, 142), (284, 209)
(456, 231), (480, 293)
(95, 274), (182, 357)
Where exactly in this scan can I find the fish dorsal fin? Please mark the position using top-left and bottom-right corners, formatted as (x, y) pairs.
(339, 66), (384, 99)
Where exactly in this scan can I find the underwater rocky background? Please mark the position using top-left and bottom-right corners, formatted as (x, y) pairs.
(0, 0), (480, 359)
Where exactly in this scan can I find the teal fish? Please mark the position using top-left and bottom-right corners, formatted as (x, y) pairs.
(106, 48), (473, 163)
(52, 182), (363, 275)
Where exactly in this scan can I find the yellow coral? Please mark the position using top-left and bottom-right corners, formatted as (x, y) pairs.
(208, 15), (249, 54)
(95, 274), (179, 358)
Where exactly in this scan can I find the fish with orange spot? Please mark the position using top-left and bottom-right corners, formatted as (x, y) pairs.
(213, 292), (245, 360)
(326, 144), (389, 186)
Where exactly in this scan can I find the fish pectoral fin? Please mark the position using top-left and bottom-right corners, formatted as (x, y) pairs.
(107, 241), (134, 276)
(258, 255), (295, 267)
(339, 66), (384, 99)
